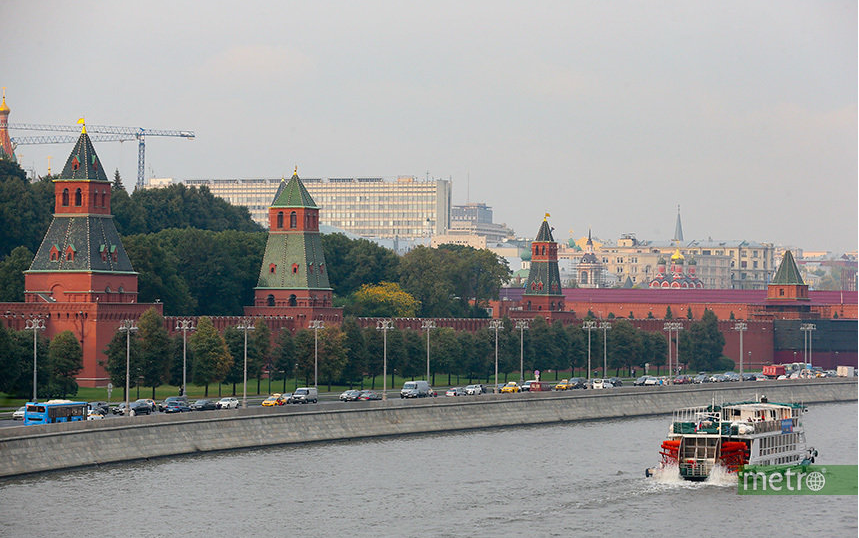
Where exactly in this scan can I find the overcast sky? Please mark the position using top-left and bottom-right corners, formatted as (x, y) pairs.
(3, 1), (856, 253)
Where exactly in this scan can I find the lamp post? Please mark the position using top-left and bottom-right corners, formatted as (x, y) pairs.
(583, 320), (597, 383)
(377, 320), (393, 400)
(175, 319), (195, 396)
(663, 322), (683, 383)
(118, 320), (138, 416)
(515, 320), (529, 383)
(800, 323), (816, 368)
(309, 320), (324, 389)
(24, 317), (46, 402)
(733, 322), (747, 380)
(237, 318), (255, 409)
(421, 319), (436, 382)
(599, 321), (612, 378)
(489, 320), (503, 392)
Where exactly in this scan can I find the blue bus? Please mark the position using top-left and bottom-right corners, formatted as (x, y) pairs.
(23, 400), (88, 425)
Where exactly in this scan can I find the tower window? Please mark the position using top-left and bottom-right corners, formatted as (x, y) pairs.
(269, 263), (277, 274)
(75, 188), (82, 206)
(267, 294), (275, 306)
(101, 191), (106, 207)
(290, 211), (297, 228)
(62, 188), (70, 206)
(292, 263), (299, 274)
(277, 211), (284, 229)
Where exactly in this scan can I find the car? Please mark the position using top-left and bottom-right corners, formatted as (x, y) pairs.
(591, 378), (610, 389)
(754, 373), (768, 381)
(262, 394), (286, 407)
(568, 377), (587, 389)
(693, 374), (710, 384)
(358, 390), (381, 401)
(163, 400), (190, 413)
(553, 379), (572, 390)
(158, 396), (188, 412)
(216, 397), (239, 409)
(112, 402), (127, 415)
(191, 399), (218, 411)
(710, 374), (728, 383)
(608, 377), (624, 387)
(400, 380), (432, 398)
(465, 385), (484, 395)
(633, 376), (649, 386)
(445, 387), (466, 397)
(500, 382), (520, 393)
(520, 380), (534, 392)
(340, 390), (362, 401)
(135, 399), (157, 412)
(643, 376), (660, 386)
(87, 410), (104, 420)
(129, 401), (152, 415)
(673, 375), (692, 385)
(12, 406), (26, 420)
(88, 401), (109, 415)
(290, 387), (318, 404)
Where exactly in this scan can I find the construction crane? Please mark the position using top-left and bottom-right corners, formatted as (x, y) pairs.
(9, 123), (195, 189)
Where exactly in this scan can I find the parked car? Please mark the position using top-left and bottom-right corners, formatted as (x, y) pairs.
(340, 390), (362, 401)
(87, 410), (105, 420)
(445, 387), (466, 397)
(400, 380), (432, 398)
(358, 390), (381, 401)
(13, 406), (26, 420)
(129, 401), (152, 415)
(520, 380), (534, 392)
(216, 397), (239, 409)
(135, 399), (157, 412)
(569, 377), (587, 389)
(158, 396), (188, 412)
(591, 378), (613, 389)
(112, 403), (127, 415)
(693, 374), (710, 384)
(262, 394), (287, 407)
(643, 376), (660, 386)
(290, 387), (318, 404)
(634, 376), (649, 386)
(163, 400), (191, 413)
(673, 375), (692, 385)
(88, 401), (109, 415)
(465, 384), (484, 395)
(191, 399), (218, 411)
(608, 377), (624, 387)
(500, 382), (520, 393)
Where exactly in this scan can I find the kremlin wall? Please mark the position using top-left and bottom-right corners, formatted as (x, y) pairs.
(0, 104), (856, 387)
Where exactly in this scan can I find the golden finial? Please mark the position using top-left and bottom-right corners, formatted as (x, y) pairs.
(77, 117), (86, 134)
(0, 87), (9, 113)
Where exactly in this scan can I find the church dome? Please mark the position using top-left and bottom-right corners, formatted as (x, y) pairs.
(670, 248), (684, 261)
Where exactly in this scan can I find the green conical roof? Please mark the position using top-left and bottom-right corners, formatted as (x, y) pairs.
(772, 250), (804, 285)
(271, 172), (318, 208)
(59, 132), (109, 181)
(535, 219), (555, 242)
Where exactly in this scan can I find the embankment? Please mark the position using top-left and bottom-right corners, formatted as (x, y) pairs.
(1, 378), (855, 478)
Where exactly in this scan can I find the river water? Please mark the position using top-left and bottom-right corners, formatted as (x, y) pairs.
(1, 402), (856, 537)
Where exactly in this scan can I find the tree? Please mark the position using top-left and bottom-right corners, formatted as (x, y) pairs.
(607, 319), (640, 376)
(318, 326), (348, 391)
(112, 168), (125, 192)
(0, 324), (23, 394)
(645, 331), (668, 375)
(665, 306), (673, 320)
(345, 281), (419, 318)
(341, 318), (367, 388)
(273, 328), (295, 392)
(190, 317), (233, 397)
(47, 331), (83, 398)
(102, 326), (142, 399)
(223, 326), (256, 395)
(0, 246), (33, 301)
(122, 234), (196, 315)
(253, 319), (271, 394)
(137, 308), (171, 398)
(685, 310), (726, 372)
(321, 233), (400, 298)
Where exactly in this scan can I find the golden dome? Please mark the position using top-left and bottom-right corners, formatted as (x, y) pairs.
(670, 248), (684, 261)
(0, 88), (9, 114)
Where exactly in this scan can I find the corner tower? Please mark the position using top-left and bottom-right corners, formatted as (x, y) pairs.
(522, 216), (564, 313)
(246, 170), (342, 325)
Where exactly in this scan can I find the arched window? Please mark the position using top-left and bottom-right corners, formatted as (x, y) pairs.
(288, 294), (297, 306)
(542, 245), (546, 256)
(277, 211), (284, 229)
(290, 211), (297, 228)
(101, 191), (106, 207)
(62, 188), (70, 206)
(74, 188), (82, 206)
(269, 263), (277, 274)
(267, 294), (275, 306)
(93, 191), (98, 206)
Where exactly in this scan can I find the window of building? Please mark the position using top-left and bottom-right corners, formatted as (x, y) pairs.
(74, 188), (82, 206)
(62, 189), (69, 206)
(290, 211), (297, 228)
(292, 263), (299, 274)
(277, 211), (284, 228)
(269, 263), (277, 274)
(267, 294), (275, 306)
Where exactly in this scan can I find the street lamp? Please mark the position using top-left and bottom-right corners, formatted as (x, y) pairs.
(421, 319), (436, 382)
(309, 320), (324, 389)
(733, 322), (747, 380)
(663, 322), (683, 383)
(24, 317), (46, 402)
(175, 319), (195, 396)
(489, 320), (503, 392)
(800, 323), (816, 367)
(515, 320), (529, 384)
(118, 320), (138, 416)
(376, 320), (393, 400)
(237, 318), (255, 409)
(599, 321), (612, 378)
(583, 320), (597, 383)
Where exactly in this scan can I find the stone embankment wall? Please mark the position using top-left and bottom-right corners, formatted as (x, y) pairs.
(1, 379), (855, 478)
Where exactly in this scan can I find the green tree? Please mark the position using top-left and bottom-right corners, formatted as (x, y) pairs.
(137, 308), (171, 398)
(273, 328), (295, 393)
(113, 168), (125, 192)
(341, 318), (367, 388)
(223, 325), (256, 395)
(0, 324), (23, 394)
(321, 233), (401, 298)
(607, 319), (641, 376)
(190, 317), (233, 397)
(685, 310), (726, 372)
(253, 319), (271, 394)
(122, 234), (196, 315)
(665, 306), (673, 320)
(645, 331), (668, 375)
(102, 325), (143, 401)
(319, 326), (348, 391)
(47, 331), (83, 398)
(0, 246), (33, 301)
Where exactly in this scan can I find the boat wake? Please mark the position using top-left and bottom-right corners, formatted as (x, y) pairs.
(703, 464), (736, 487)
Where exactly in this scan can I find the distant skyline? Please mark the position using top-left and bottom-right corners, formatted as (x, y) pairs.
(3, 1), (856, 253)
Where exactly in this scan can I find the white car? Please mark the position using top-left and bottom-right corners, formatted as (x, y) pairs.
(217, 397), (239, 409)
(87, 410), (105, 420)
(591, 379), (613, 389)
(465, 385), (483, 395)
(12, 406), (25, 420)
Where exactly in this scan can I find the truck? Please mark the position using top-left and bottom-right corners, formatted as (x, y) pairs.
(836, 366), (855, 377)
(762, 365), (786, 378)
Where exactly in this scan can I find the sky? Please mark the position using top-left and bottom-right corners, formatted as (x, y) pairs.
(3, 1), (856, 253)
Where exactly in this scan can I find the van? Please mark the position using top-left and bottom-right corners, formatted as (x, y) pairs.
(400, 380), (431, 398)
(290, 387), (318, 404)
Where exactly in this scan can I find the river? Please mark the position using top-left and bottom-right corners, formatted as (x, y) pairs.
(1, 401), (855, 537)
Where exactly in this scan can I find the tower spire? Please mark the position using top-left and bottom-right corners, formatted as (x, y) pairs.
(673, 205), (684, 243)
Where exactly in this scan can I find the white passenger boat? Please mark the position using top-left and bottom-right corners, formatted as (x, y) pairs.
(647, 396), (817, 481)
